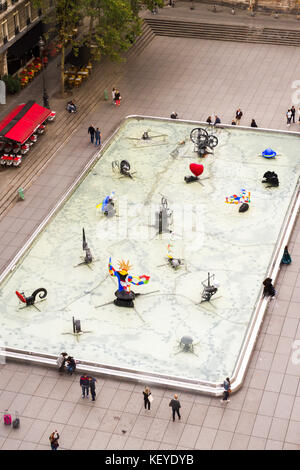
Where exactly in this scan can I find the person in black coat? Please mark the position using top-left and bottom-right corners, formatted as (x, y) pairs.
(88, 125), (95, 144)
(143, 386), (152, 410)
(250, 119), (258, 128)
(263, 278), (276, 298)
(169, 394), (181, 421)
(89, 376), (97, 401)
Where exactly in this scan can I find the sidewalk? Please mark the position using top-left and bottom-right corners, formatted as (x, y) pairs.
(143, 0), (300, 30)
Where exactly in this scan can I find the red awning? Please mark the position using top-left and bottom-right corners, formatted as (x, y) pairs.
(0, 101), (52, 144)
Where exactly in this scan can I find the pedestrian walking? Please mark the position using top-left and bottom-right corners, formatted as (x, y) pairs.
(56, 352), (68, 373)
(114, 90), (121, 106)
(250, 119), (258, 127)
(286, 109), (292, 126)
(291, 106), (296, 123)
(143, 386), (152, 410)
(88, 125), (95, 144)
(235, 108), (243, 124)
(281, 245), (292, 265)
(66, 356), (76, 375)
(49, 430), (60, 450)
(220, 377), (231, 403)
(88, 376), (97, 401)
(80, 373), (90, 398)
(214, 115), (221, 125)
(95, 128), (101, 146)
(206, 116), (212, 124)
(112, 87), (116, 105)
(169, 394), (181, 421)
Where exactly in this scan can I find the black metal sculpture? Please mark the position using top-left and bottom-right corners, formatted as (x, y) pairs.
(112, 160), (134, 179)
(16, 288), (47, 307)
(200, 273), (219, 302)
(190, 127), (218, 157)
(262, 171), (279, 188)
(155, 197), (173, 235)
(74, 228), (93, 267)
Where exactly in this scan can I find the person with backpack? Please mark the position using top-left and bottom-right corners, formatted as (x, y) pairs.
(49, 430), (60, 450)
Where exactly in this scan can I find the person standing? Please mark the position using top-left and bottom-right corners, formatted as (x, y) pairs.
(95, 128), (101, 147)
(250, 119), (258, 127)
(286, 109), (292, 126)
(112, 88), (116, 105)
(49, 430), (60, 450)
(220, 377), (231, 403)
(143, 386), (152, 410)
(235, 108), (243, 125)
(114, 90), (121, 107)
(89, 376), (97, 401)
(80, 373), (90, 398)
(169, 394), (181, 421)
(56, 352), (68, 373)
(291, 106), (296, 123)
(88, 125), (95, 144)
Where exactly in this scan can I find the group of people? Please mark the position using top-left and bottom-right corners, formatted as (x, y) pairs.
(88, 125), (102, 146)
(206, 109), (259, 128)
(286, 106), (300, 126)
(56, 352), (76, 375)
(112, 87), (122, 106)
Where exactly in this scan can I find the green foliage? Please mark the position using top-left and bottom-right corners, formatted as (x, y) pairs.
(2, 74), (21, 94)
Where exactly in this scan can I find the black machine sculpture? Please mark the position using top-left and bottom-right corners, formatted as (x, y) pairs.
(112, 160), (135, 179)
(200, 272), (219, 303)
(62, 316), (92, 342)
(190, 127), (218, 157)
(16, 288), (47, 310)
(74, 228), (93, 268)
(262, 171), (279, 188)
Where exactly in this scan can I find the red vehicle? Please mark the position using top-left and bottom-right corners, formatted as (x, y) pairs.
(0, 100), (56, 167)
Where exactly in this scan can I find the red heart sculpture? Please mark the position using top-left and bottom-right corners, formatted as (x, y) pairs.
(190, 163), (204, 177)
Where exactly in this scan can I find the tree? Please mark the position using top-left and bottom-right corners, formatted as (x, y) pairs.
(84, 0), (141, 64)
(33, 0), (84, 96)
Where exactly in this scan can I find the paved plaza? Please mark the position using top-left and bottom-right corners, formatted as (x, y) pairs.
(1, 2), (300, 450)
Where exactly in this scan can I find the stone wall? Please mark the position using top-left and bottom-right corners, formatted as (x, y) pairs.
(190, 0), (300, 13)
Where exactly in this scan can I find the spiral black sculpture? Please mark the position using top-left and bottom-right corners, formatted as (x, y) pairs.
(16, 288), (47, 306)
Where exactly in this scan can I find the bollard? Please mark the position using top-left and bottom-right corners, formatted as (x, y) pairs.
(104, 89), (108, 101)
(18, 188), (25, 200)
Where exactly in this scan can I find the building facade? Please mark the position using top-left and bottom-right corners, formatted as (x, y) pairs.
(0, 0), (46, 76)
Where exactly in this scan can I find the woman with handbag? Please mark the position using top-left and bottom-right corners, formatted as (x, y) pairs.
(143, 386), (152, 410)
(220, 377), (231, 403)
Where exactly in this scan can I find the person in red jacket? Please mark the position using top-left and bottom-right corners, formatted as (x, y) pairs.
(80, 374), (90, 398)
